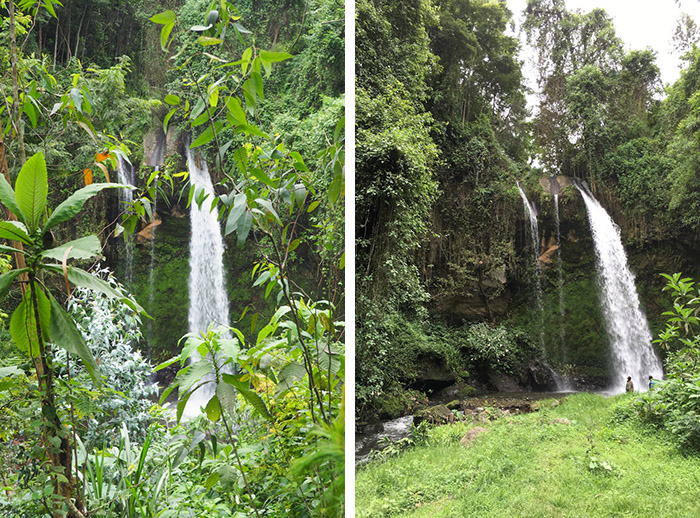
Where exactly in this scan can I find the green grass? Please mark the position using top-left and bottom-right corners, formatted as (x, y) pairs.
(356, 393), (700, 517)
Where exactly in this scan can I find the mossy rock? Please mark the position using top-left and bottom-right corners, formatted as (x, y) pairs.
(457, 384), (477, 398)
(414, 404), (455, 426)
(375, 389), (428, 419)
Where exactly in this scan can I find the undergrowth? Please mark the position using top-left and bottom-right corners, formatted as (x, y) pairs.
(356, 392), (700, 518)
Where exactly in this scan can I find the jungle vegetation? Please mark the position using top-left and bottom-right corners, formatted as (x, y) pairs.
(355, 0), (700, 455)
(0, 0), (344, 517)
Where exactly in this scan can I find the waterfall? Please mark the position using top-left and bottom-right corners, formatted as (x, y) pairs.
(182, 146), (230, 419)
(516, 183), (544, 348)
(574, 183), (663, 392)
(116, 157), (135, 286)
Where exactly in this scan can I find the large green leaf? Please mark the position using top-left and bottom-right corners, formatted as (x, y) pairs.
(42, 235), (103, 261)
(0, 175), (25, 224)
(0, 221), (31, 244)
(237, 210), (253, 247)
(0, 268), (29, 300)
(14, 152), (48, 233)
(259, 50), (293, 63)
(0, 244), (24, 254)
(190, 122), (224, 149)
(224, 194), (247, 235)
(216, 381), (237, 417)
(43, 183), (129, 233)
(47, 292), (101, 386)
(150, 10), (176, 24)
(275, 361), (306, 397)
(0, 366), (22, 378)
(222, 373), (272, 420)
(204, 394), (221, 422)
(179, 360), (212, 395)
(10, 286), (51, 357)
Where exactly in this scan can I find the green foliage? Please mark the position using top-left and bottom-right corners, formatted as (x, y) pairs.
(141, 3), (346, 516)
(66, 267), (157, 449)
(1, 1), (344, 517)
(0, 151), (145, 515)
(356, 0), (534, 411)
(459, 322), (532, 374)
(355, 81), (437, 307)
(635, 273), (700, 451)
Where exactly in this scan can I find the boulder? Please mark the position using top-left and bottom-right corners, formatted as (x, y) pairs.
(526, 361), (558, 391)
(446, 400), (462, 410)
(414, 404), (455, 426)
(143, 127), (166, 167)
(488, 371), (522, 392)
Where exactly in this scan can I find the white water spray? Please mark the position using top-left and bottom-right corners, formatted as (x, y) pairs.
(575, 183), (662, 392)
(517, 183), (544, 347)
(116, 157), (135, 286)
(182, 147), (230, 419)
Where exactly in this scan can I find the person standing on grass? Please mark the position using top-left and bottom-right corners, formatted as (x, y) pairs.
(649, 375), (655, 389)
(626, 376), (634, 392)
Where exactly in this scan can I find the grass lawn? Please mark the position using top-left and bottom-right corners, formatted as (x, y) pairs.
(355, 393), (700, 517)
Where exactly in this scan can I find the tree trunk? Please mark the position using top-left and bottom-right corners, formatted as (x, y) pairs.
(53, 17), (60, 69)
(28, 277), (81, 518)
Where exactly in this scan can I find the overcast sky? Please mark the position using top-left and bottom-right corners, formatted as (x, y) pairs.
(506, 0), (700, 102)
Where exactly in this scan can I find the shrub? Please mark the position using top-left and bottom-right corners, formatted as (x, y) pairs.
(65, 267), (157, 448)
(635, 273), (700, 451)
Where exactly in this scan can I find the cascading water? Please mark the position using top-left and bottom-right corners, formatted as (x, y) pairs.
(516, 182), (544, 347)
(116, 157), (135, 286)
(182, 146), (230, 418)
(574, 182), (663, 392)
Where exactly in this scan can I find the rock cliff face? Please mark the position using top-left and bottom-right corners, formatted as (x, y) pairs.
(420, 175), (700, 386)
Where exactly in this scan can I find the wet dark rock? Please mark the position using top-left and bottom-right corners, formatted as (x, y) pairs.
(526, 361), (559, 391)
(446, 400), (462, 410)
(375, 389), (428, 420)
(488, 372), (523, 392)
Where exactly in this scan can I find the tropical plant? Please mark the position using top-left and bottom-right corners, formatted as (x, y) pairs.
(134, 2), (346, 515)
(65, 267), (157, 449)
(0, 151), (144, 517)
(636, 273), (700, 451)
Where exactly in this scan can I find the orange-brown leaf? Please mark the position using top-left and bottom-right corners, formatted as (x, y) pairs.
(83, 168), (93, 186)
(95, 151), (111, 162)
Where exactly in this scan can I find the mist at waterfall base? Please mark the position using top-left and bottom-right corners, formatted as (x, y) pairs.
(574, 182), (663, 393)
(180, 147), (232, 420)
